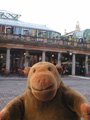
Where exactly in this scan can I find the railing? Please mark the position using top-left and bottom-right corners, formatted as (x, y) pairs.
(0, 33), (90, 49)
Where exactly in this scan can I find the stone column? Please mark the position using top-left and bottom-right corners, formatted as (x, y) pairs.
(5, 25), (6, 33)
(6, 48), (10, 72)
(37, 30), (38, 41)
(20, 52), (23, 69)
(57, 52), (61, 66)
(24, 51), (29, 68)
(72, 53), (76, 75)
(85, 55), (88, 76)
(42, 51), (46, 62)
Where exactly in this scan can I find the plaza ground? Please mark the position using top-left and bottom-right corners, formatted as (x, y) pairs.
(0, 75), (90, 120)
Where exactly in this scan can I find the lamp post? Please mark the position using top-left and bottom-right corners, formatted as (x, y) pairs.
(67, 50), (72, 56)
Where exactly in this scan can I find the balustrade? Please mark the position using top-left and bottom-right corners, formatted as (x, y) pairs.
(0, 33), (90, 50)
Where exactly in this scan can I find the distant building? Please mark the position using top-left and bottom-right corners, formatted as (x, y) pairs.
(75, 21), (80, 31)
(61, 21), (90, 43)
(64, 29), (67, 35)
(72, 29), (90, 43)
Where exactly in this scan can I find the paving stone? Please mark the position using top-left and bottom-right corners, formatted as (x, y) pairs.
(0, 75), (90, 120)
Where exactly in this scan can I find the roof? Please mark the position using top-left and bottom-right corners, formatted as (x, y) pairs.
(72, 30), (84, 38)
(72, 29), (90, 39)
(62, 30), (80, 37)
(0, 17), (60, 33)
(0, 10), (21, 20)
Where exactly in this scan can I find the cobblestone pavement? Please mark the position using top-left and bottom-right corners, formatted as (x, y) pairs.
(0, 75), (90, 120)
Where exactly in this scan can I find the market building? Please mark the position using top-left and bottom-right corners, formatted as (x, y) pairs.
(0, 10), (90, 76)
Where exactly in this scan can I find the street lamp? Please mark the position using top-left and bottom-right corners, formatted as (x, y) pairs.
(67, 50), (72, 56)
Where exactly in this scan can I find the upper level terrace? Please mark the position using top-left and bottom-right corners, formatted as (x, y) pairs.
(0, 33), (90, 55)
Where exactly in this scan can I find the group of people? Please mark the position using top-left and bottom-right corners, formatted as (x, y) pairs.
(61, 64), (72, 75)
(61, 64), (85, 76)
(0, 61), (87, 76)
(76, 64), (85, 76)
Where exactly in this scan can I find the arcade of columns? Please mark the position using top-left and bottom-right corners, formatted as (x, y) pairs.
(6, 48), (89, 76)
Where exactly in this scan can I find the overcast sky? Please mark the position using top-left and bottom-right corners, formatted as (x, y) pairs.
(0, 0), (90, 35)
